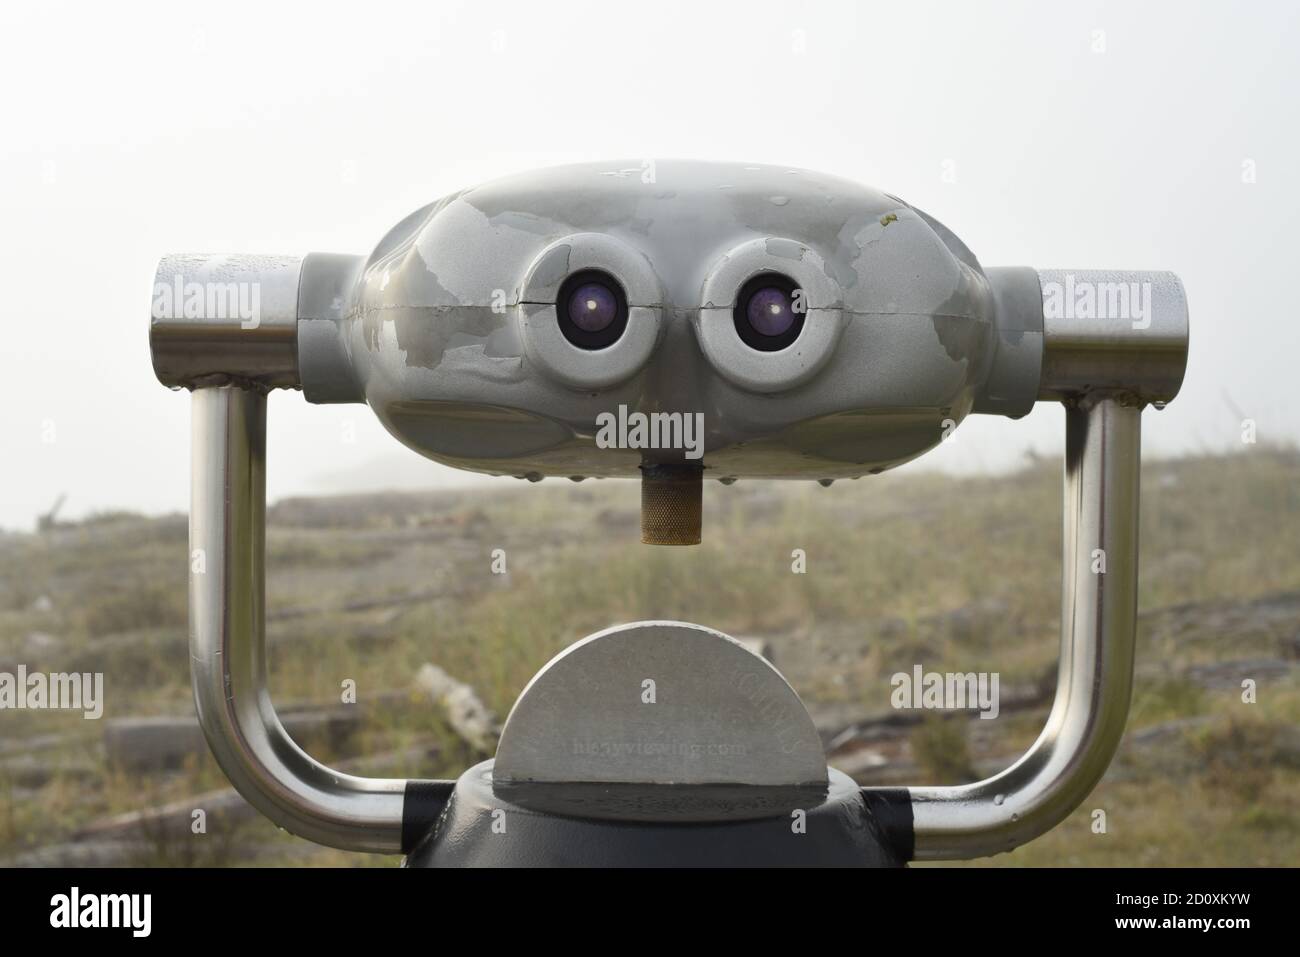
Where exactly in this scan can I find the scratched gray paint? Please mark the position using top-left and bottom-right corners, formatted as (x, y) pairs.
(151, 161), (1056, 479)
(303, 160), (1021, 480)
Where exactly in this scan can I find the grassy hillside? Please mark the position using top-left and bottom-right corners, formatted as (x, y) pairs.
(1, 447), (1296, 866)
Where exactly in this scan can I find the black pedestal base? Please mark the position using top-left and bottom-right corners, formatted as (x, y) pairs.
(405, 761), (910, 868)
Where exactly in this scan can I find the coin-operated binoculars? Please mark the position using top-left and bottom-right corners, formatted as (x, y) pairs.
(149, 161), (1187, 866)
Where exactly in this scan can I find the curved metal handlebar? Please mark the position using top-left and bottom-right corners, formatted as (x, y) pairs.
(180, 263), (1179, 860)
(190, 386), (1145, 861)
(882, 395), (1142, 859)
(189, 386), (437, 854)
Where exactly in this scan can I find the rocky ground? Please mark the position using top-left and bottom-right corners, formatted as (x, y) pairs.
(0, 447), (1296, 866)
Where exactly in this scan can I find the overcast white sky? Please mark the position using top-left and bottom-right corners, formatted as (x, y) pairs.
(1, 0), (1296, 530)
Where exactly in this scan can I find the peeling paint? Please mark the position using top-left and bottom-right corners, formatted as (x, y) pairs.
(340, 160), (995, 481)
(764, 238), (805, 261)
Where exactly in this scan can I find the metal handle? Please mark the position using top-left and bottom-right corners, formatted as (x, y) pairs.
(172, 252), (1183, 861)
(877, 394), (1143, 860)
(189, 386), (442, 854)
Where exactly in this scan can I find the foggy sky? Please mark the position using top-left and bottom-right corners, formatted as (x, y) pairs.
(2, 0), (1296, 530)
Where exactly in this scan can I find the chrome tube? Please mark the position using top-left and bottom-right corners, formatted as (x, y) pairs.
(897, 395), (1142, 860)
(1036, 270), (1188, 405)
(151, 255), (302, 390)
(189, 386), (407, 853)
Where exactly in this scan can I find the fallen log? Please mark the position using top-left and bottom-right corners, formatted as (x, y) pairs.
(414, 664), (500, 754)
(821, 680), (1054, 751)
(70, 742), (442, 847)
(735, 637), (774, 663)
(102, 692), (411, 773)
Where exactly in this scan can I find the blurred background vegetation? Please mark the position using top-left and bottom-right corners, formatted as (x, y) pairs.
(1, 445), (1296, 866)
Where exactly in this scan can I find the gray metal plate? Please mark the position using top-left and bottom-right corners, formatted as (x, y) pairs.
(493, 621), (827, 787)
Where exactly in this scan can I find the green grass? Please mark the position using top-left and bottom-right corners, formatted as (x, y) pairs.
(0, 446), (1296, 866)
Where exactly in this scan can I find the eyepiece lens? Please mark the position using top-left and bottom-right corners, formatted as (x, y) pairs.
(557, 270), (629, 349)
(567, 281), (619, 333)
(734, 273), (804, 351)
(745, 286), (797, 338)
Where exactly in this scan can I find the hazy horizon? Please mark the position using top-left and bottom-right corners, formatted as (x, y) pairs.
(4, 0), (1297, 530)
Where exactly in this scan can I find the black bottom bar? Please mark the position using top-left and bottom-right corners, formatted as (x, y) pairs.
(3, 866), (1285, 942)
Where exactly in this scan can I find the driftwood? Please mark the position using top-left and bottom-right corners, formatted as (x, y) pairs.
(269, 580), (489, 622)
(40, 665), (495, 864)
(0, 743), (445, 867)
(75, 785), (256, 845)
(833, 747), (1025, 785)
(1183, 657), (1294, 690)
(102, 691), (411, 773)
(0, 731), (70, 757)
(820, 680), (1054, 752)
(0, 751), (99, 789)
(414, 664), (500, 754)
(94, 661), (497, 777)
(735, 637), (774, 664)
(74, 743), (439, 843)
(8, 837), (330, 868)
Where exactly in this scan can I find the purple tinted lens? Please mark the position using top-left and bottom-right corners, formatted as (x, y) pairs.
(567, 282), (618, 333)
(746, 287), (795, 337)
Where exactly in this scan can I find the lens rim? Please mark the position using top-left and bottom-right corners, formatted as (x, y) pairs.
(733, 272), (805, 352)
(557, 269), (629, 350)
